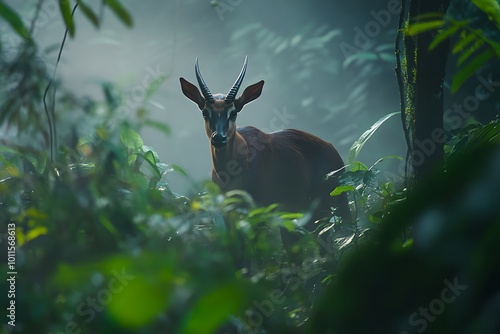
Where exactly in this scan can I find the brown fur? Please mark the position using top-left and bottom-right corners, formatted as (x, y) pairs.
(180, 70), (350, 265)
(211, 126), (350, 223)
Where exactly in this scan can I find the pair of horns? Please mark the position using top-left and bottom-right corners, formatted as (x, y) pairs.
(195, 56), (248, 104)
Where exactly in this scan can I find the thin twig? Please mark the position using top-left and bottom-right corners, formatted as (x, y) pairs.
(43, 3), (79, 161)
(29, 0), (46, 35)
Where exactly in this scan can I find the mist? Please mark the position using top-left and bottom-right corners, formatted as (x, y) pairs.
(5, 0), (408, 195)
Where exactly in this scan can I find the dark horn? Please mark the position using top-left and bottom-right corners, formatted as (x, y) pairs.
(225, 56), (248, 103)
(195, 58), (214, 104)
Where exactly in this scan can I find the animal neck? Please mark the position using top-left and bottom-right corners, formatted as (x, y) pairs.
(210, 132), (248, 188)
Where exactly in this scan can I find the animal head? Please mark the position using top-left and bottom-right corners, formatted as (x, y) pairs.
(179, 56), (264, 149)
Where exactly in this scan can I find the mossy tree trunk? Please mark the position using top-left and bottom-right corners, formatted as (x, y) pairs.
(402, 0), (451, 181)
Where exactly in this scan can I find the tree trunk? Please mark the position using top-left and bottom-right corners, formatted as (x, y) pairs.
(404, 0), (451, 181)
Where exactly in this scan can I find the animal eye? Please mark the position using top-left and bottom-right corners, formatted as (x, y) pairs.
(230, 111), (237, 120)
(202, 110), (210, 119)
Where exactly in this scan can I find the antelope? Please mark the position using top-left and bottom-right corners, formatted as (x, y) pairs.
(179, 57), (350, 264)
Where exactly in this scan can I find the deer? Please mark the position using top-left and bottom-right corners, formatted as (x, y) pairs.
(179, 56), (351, 267)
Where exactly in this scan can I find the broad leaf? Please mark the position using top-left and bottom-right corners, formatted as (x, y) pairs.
(120, 126), (143, 150)
(330, 185), (356, 196)
(347, 112), (399, 165)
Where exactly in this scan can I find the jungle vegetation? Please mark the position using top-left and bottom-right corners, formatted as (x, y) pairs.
(0, 0), (499, 333)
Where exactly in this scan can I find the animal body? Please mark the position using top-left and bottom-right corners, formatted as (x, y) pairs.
(180, 57), (350, 264)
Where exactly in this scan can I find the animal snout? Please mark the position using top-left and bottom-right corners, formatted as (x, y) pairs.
(211, 132), (227, 148)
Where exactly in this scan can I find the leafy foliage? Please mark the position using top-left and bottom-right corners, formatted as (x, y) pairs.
(446, 116), (500, 158)
(328, 114), (406, 257)
(0, 2), (499, 334)
(0, 1), (31, 40)
(311, 139), (500, 334)
(345, 111), (399, 165)
(405, 1), (500, 92)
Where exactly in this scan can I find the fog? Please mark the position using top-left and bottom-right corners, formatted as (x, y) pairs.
(6, 0), (407, 195)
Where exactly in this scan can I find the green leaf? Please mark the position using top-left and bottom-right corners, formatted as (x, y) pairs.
(142, 145), (160, 162)
(182, 281), (248, 334)
(58, 0), (75, 37)
(280, 212), (303, 219)
(249, 203), (279, 217)
(452, 32), (477, 54)
(171, 164), (188, 177)
(77, 0), (100, 27)
(144, 119), (171, 136)
(281, 219), (297, 231)
(25, 226), (48, 243)
(347, 112), (399, 165)
(135, 151), (161, 180)
(127, 154), (137, 165)
(25, 153), (47, 174)
(369, 211), (384, 224)
(108, 275), (173, 329)
(350, 161), (368, 172)
(405, 20), (444, 36)
(330, 185), (356, 196)
(402, 238), (414, 249)
(143, 151), (158, 166)
(452, 49), (495, 92)
(467, 120), (500, 146)
(0, 1), (31, 40)
(145, 75), (168, 99)
(120, 126), (143, 150)
(457, 39), (485, 66)
(105, 0), (133, 27)
(429, 24), (461, 50)
(99, 216), (118, 236)
(0, 145), (20, 154)
(472, 0), (500, 28)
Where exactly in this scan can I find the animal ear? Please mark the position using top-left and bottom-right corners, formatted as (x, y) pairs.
(234, 80), (264, 112)
(180, 77), (205, 110)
